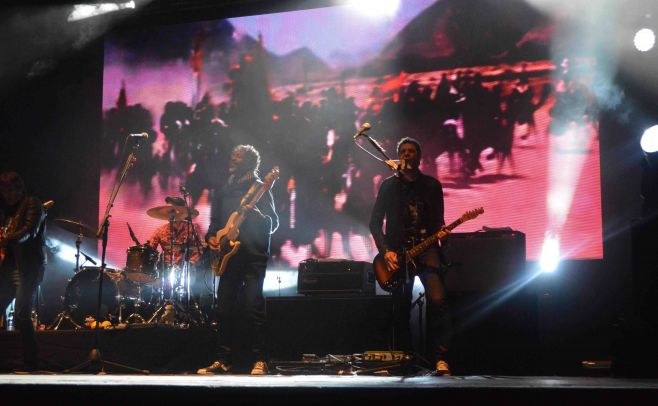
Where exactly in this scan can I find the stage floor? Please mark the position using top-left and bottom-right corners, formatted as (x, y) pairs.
(2, 374), (658, 404)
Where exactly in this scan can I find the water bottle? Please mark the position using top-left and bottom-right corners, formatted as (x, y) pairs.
(6, 311), (14, 332)
(31, 310), (39, 331)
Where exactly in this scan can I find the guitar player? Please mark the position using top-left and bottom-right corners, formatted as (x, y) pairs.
(0, 171), (47, 372)
(369, 137), (453, 376)
(197, 145), (279, 376)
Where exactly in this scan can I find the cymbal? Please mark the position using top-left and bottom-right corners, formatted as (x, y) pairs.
(146, 205), (199, 221)
(54, 218), (98, 239)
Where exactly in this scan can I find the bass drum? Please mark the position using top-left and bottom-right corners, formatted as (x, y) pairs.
(64, 267), (119, 325)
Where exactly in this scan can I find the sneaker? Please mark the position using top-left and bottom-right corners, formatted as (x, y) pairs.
(197, 360), (231, 375)
(435, 359), (451, 376)
(250, 360), (268, 376)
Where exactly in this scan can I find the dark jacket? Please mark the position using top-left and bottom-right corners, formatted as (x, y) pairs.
(207, 176), (278, 263)
(369, 173), (445, 254)
(1, 196), (47, 278)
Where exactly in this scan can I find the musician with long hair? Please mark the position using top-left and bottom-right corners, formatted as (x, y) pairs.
(197, 145), (278, 375)
(0, 171), (47, 372)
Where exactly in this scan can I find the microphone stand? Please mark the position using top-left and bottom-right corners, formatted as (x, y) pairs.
(353, 126), (403, 177)
(64, 137), (149, 374)
(412, 292), (426, 357)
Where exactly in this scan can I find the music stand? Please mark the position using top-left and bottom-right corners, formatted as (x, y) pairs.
(64, 136), (148, 374)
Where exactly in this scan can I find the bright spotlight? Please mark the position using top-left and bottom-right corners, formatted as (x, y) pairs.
(539, 232), (560, 273)
(347, 0), (400, 18)
(641, 125), (658, 153)
(634, 28), (655, 52)
(263, 269), (299, 295)
(50, 238), (109, 268)
(68, 1), (136, 22)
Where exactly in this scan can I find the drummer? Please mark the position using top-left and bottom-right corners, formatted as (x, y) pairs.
(147, 213), (204, 268)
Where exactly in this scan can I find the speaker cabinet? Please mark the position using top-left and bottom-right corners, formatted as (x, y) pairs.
(266, 296), (393, 360)
(441, 231), (539, 375)
(443, 230), (526, 292)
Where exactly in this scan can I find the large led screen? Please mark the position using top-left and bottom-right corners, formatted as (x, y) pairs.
(101, 0), (602, 271)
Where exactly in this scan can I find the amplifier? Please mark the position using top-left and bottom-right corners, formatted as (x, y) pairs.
(443, 230), (526, 292)
(297, 259), (375, 295)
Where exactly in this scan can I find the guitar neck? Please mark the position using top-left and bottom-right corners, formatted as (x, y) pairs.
(406, 217), (465, 259)
(226, 182), (270, 238)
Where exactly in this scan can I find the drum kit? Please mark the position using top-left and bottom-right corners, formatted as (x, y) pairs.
(49, 204), (209, 330)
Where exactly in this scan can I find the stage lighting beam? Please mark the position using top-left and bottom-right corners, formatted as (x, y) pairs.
(539, 233), (560, 273)
(68, 1), (136, 22)
(641, 125), (658, 153)
(634, 28), (655, 52)
(346, 0), (400, 19)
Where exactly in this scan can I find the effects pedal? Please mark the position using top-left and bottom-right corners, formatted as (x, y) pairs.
(363, 351), (410, 362)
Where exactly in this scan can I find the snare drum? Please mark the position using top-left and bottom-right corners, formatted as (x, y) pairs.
(125, 245), (159, 283)
(64, 267), (120, 325)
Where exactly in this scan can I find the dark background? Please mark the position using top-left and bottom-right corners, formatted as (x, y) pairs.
(1, 0), (657, 376)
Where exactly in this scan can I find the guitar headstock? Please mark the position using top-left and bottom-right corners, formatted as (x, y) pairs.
(264, 166), (280, 187)
(461, 207), (484, 222)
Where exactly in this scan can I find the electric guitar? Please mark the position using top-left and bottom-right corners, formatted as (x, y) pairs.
(0, 225), (7, 266)
(0, 207), (21, 267)
(209, 166), (280, 276)
(373, 207), (484, 292)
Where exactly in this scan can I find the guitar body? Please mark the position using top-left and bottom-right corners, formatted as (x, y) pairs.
(372, 207), (484, 291)
(211, 211), (242, 276)
(373, 252), (411, 292)
(208, 166), (281, 277)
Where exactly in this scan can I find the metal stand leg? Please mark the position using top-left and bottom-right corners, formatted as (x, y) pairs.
(123, 283), (146, 324)
(48, 310), (83, 330)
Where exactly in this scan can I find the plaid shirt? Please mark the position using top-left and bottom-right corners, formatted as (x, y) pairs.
(148, 221), (203, 266)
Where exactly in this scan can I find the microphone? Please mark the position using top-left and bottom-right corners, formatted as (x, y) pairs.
(165, 196), (186, 206)
(126, 222), (141, 246)
(398, 159), (414, 171)
(179, 185), (189, 195)
(129, 132), (149, 139)
(42, 200), (55, 210)
(353, 122), (371, 139)
(80, 250), (97, 265)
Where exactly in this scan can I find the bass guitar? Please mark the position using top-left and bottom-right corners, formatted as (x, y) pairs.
(209, 166), (280, 276)
(373, 207), (484, 292)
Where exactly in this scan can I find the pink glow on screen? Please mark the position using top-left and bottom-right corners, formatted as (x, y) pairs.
(100, 1), (603, 270)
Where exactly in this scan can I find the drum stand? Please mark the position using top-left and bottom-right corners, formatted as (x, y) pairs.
(48, 310), (83, 330)
(48, 232), (85, 331)
(119, 283), (147, 324)
(146, 263), (204, 325)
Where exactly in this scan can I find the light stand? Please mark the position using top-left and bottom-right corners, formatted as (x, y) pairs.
(64, 136), (148, 374)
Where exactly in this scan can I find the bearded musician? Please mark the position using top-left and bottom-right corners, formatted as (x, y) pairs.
(197, 144), (278, 376)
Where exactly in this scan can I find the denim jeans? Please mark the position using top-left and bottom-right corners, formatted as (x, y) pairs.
(0, 267), (40, 367)
(392, 249), (452, 363)
(215, 259), (267, 363)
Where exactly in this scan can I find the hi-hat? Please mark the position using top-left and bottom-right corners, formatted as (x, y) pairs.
(54, 219), (98, 239)
(146, 205), (199, 221)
